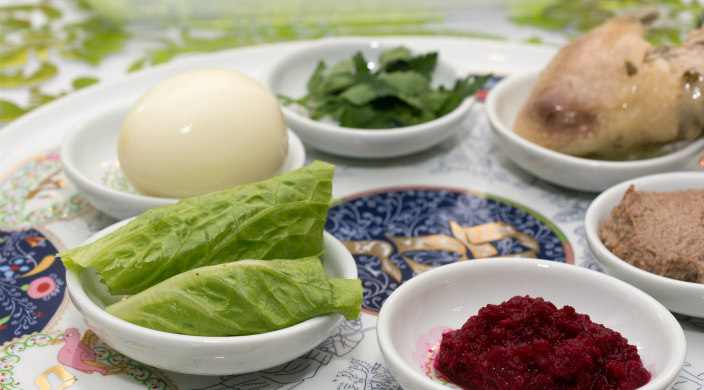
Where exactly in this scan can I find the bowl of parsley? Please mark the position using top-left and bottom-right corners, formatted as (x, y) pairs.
(264, 37), (489, 159)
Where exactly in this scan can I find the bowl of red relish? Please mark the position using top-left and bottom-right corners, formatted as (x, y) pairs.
(376, 258), (685, 390)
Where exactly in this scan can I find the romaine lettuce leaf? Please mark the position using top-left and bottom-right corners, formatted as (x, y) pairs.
(59, 161), (334, 295)
(105, 256), (362, 336)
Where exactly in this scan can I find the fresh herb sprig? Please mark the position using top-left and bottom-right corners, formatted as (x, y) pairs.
(280, 46), (490, 129)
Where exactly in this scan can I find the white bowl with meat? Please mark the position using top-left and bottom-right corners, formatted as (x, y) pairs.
(486, 7), (704, 192)
(485, 71), (704, 192)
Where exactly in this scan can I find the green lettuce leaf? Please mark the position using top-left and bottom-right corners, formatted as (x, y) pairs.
(59, 161), (334, 295)
(106, 256), (362, 336)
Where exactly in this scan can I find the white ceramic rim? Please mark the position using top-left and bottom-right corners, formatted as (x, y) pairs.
(584, 171), (704, 294)
(376, 257), (686, 390)
(264, 37), (475, 139)
(59, 104), (306, 209)
(65, 218), (357, 346)
(485, 70), (704, 169)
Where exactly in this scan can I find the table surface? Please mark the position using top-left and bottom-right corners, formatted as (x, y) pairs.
(1, 2), (704, 390)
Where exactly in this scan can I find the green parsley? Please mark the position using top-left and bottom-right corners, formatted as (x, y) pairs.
(279, 46), (490, 129)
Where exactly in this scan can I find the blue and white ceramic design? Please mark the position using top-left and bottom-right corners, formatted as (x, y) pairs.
(325, 187), (572, 313)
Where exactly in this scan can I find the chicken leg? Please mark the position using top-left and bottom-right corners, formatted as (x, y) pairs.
(513, 7), (704, 159)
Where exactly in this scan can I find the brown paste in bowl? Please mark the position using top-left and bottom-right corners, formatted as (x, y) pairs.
(599, 185), (704, 283)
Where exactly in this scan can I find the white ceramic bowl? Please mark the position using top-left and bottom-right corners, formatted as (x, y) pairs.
(485, 70), (704, 192)
(376, 258), (685, 390)
(66, 219), (358, 375)
(264, 37), (475, 159)
(60, 104), (306, 220)
(585, 171), (704, 317)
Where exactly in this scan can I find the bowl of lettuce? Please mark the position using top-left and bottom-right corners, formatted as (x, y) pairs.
(264, 37), (489, 159)
(62, 161), (363, 375)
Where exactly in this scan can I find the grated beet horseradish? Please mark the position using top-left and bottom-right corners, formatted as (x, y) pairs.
(434, 296), (650, 390)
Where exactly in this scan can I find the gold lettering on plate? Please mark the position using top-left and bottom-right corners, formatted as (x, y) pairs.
(34, 365), (76, 390)
(342, 221), (539, 282)
(26, 167), (68, 200)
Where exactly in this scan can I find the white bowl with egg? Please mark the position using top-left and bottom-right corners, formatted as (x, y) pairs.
(61, 70), (306, 220)
(264, 37), (476, 159)
(376, 258), (685, 390)
(485, 70), (704, 192)
(585, 171), (704, 317)
(66, 219), (358, 375)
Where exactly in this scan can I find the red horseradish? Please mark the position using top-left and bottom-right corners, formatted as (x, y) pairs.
(434, 296), (650, 390)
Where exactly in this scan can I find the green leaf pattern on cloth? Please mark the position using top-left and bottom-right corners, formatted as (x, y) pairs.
(4, 1), (696, 124)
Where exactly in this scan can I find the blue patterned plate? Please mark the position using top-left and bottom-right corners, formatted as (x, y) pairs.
(325, 187), (572, 314)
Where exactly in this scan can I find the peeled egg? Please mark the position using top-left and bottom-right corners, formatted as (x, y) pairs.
(117, 68), (288, 198)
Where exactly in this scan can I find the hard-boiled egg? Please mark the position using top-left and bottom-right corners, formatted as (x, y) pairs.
(118, 68), (288, 198)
